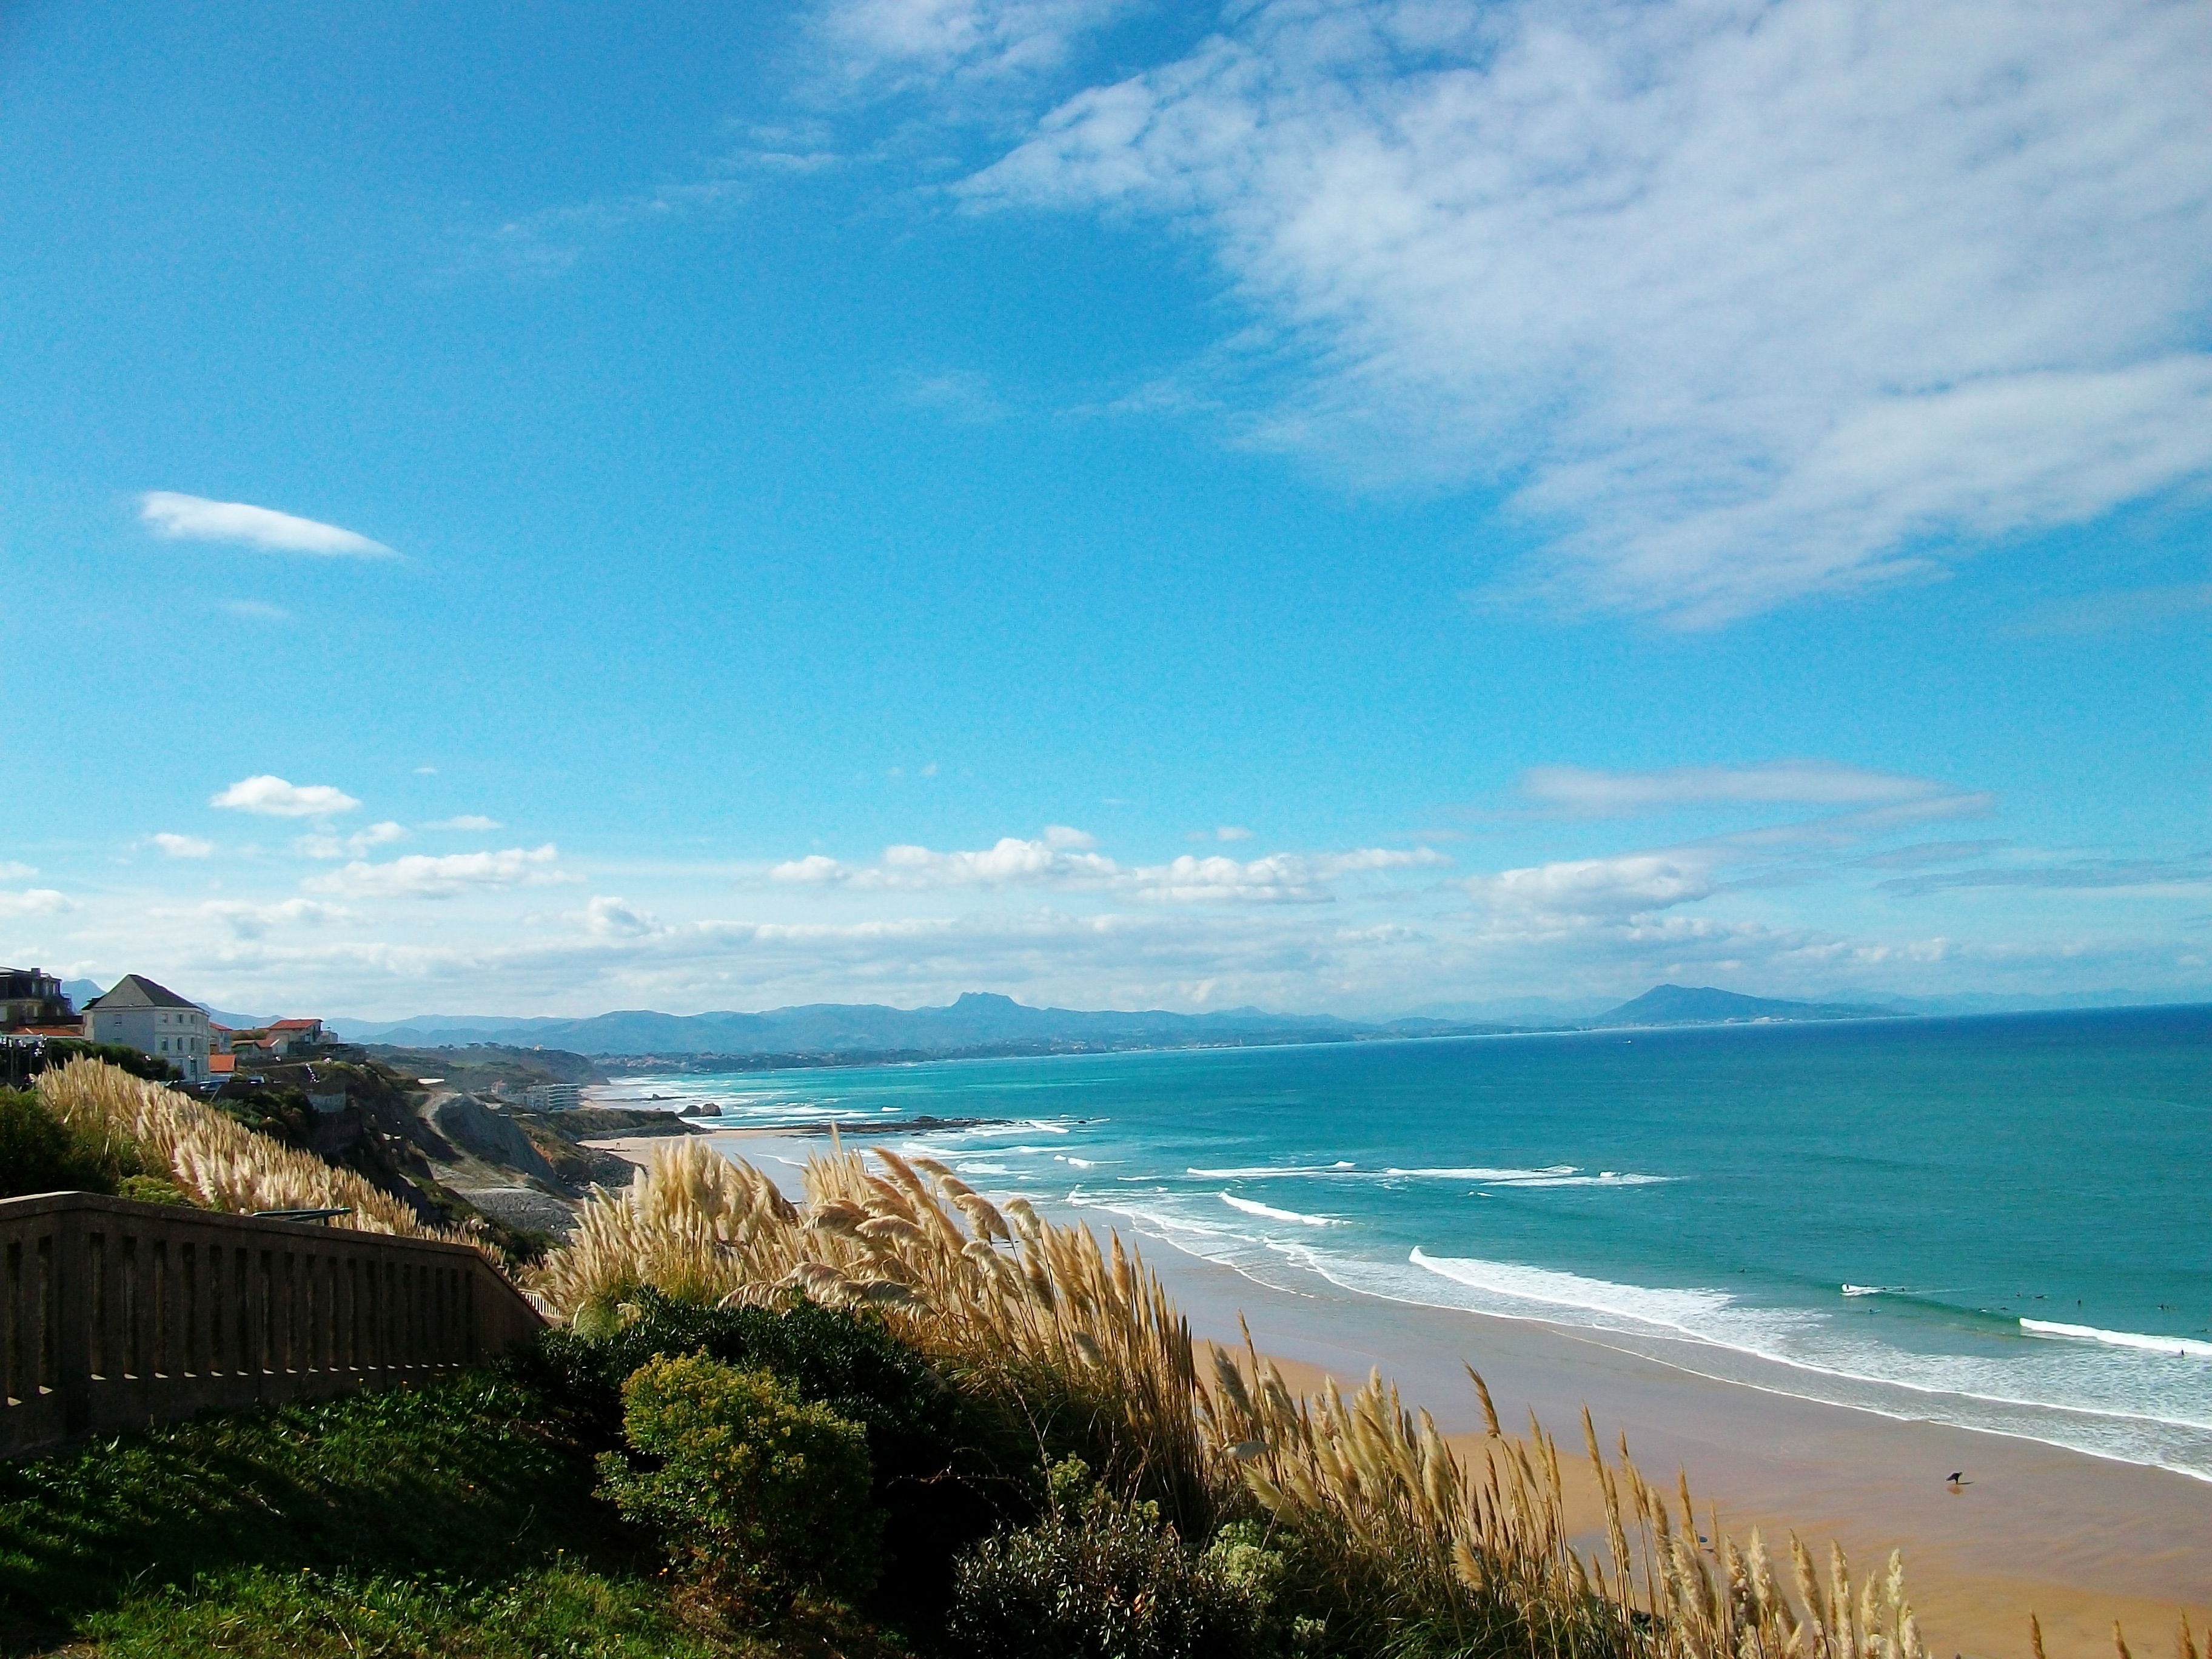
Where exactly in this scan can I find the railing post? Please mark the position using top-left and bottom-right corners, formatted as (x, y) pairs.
(52, 1208), (92, 1438)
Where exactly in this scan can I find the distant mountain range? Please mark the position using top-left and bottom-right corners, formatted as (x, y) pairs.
(329, 991), (1509, 1057)
(1587, 984), (1899, 1027)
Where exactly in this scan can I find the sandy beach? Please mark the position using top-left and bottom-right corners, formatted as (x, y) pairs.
(585, 1130), (2211, 1657)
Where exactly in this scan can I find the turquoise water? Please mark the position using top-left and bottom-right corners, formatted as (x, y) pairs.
(612, 1005), (2212, 1480)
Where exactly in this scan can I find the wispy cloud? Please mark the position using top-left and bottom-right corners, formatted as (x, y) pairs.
(2003, 581), (2212, 638)
(817, 0), (1137, 91)
(1880, 856), (2212, 899)
(304, 844), (569, 901)
(0, 862), (36, 881)
(210, 776), (361, 819)
(183, 899), (353, 940)
(296, 822), (407, 860)
(426, 814), (504, 831)
(1518, 762), (1960, 817)
(220, 599), (294, 622)
(965, 0), (2212, 621)
(900, 369), (1011, 423)
(151, 833), (215, 859)
(139, 492), (394, 558)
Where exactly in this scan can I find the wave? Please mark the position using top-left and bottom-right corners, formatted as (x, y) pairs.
(1385, 1165), (1671, 1187)
(1188, 1162), (1357, 1178)
(1221, 1191), (1342, 1227)
(1842, 1284), (1896, 1297)
(1409, 1247), (1741, 1342)
(2022, 1319), (2212, 1359)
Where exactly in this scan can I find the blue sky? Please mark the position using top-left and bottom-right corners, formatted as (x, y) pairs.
(2, 0), (2207, 1019)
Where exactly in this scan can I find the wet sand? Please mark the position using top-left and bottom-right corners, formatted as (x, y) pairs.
(611, 1134), (2212, 1656)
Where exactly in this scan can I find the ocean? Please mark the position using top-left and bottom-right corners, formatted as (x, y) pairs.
(598, 1004), (2212, 1481)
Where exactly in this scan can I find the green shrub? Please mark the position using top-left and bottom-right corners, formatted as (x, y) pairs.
(596, 1352), (882, 1618)
(946, 1457), (1275, 1659)
(0, 1086), (118, 1197)
(541, 1289), (1012, 1622)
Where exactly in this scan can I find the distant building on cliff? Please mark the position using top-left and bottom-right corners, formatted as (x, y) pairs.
(522, 1082), (581, 1111)
(83, 974), (212, 1082)
(1, 967), (78, 1033)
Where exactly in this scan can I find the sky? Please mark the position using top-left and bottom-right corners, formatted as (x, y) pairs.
(1, 0), (2208, 1021)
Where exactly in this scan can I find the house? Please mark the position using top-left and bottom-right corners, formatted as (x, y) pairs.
(521, 1082), (581, 1111)
(266, 1017), (327, 1056)
(82, 974), (213, 1082)
(1, 967), (78, 1033)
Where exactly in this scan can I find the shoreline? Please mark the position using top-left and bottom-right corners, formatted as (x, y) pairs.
(589, 1130), (2212, 1655)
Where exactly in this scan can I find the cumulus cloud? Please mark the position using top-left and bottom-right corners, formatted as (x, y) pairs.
(151, 833), (215, 859)
(297, 822), (407, 860)
(967, 0), (2212, 619)
(210, 776), (361, 819)
(0, 888), (74, 915)
(139, 492), (394, 558)
(304, 844), (568, 900)
(583, 896), (661, 937)
(879, 833), (1121, 888)
(773, 830), (1445, 903)
(1519, 761), (1957, 817)
(1466, 854), (1718, 921)
(1132, 846), (1450, 903)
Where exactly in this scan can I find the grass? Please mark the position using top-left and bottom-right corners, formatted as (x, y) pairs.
(0, 1369), (660, 1656)
(74, 1564), (732, 1659)
(33, 1057), (488, 1255)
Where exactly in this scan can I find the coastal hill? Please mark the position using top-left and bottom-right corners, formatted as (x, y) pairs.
(1590, 984), (1898, 1027)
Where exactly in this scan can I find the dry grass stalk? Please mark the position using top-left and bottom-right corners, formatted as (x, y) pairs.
(534, 1139), (1939, 1658)
(35, 1057), (488, 1255)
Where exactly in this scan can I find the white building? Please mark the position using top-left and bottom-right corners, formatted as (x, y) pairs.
(83, 974), (212, 1082)
(522, 1083), (581, 1111)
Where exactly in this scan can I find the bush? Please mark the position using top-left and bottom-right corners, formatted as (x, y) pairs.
(947, 1458), (1277, 1659)
(541, 1289), (1013, 1622)
(0, 1086), (118, 1197)
(596, 1352), (882, 1619)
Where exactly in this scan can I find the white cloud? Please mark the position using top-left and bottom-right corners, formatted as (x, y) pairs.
(1519, 762), (1956, 817)
(583, 896), (662, 938)
(426, 814), (504, 831)
(296, 822), (407, 859)
(967, 0), (2212, 619)
(304, 844), (568, 900)
(1133, 846), (1449, 903)
(0, 888), (75, 915)
(0, 862), (38, 880)
(1466, 854), (1717, 920)
(189, 899), (352, 939)
(771, 854), (855, 885)
(152, 833), (216, 859)
(210, 776), (362, 819)
(878, 833), (1121, 888)
(139, 492), (395, 558)
(1214, 825), (1253, 842)
(820, 0), (1134, 87)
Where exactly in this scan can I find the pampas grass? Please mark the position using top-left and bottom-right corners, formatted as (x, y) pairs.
(531, 1138), (1951, 1658)
(35, 1057), (484, 1252)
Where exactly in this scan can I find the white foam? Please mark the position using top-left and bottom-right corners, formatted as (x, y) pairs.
(1384, 1165), (1671, 1187)
(1841, 1284), (1895, 1297)
(1409, 1248), (1741, 1342)
(1220, 1191), (1342, 1227)
(1187, 1161), (1357, 1178)
(2022, 1320), (2212, 1359)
